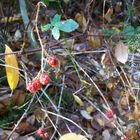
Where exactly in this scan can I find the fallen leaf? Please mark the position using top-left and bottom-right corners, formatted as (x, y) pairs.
(104, 8), (113, 22)
(3, 130), (19, 140)
(87, 29), (102, 49)
(5, 45), (19, 90)
(34, 107), (46, 122)
(86, 106), (94, 113)
(96, 118), (105, 127)
(114, 41), (129, 64)
(102, 129), (111, 140)
(80, 110), (93, 120)
(120, 96), (129, 110)
(73, 95), (84, 106)
(73, 43), (90, 51)
(115, 2), (122, 13)
(0, 102), (8, 116)
(16, 122), (35, 134)
(132, 105), (140, 122)
(12, 90), (26, 106)
(59, 133), (88, 140)
(75, 13), (87, 32)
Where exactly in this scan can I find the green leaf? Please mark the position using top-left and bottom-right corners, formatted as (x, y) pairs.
(52, 27), (60, 40)
(122, 25), (135, 39)
(41, 24), (52, 32)
(55, 19), (79, 33)
(52, 14), (61, 25)
(42, 0), (49, 6)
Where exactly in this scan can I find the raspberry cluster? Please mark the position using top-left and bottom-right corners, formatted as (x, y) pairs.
(26, 80), (42, 93)
(36, 128), (49, 138)
(26, 73), (51, 93)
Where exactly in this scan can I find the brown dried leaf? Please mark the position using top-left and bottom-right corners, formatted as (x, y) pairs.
(16, 122), (35, 134)
(132, 105), (140, 122)
(0, 102), (8, 116)
(87, 29), (102, 49)
(75, 13), (87, 32)
(115, 2), (122, 13)
(104, 8), (113, 22)
(34, 107), (46, 122)
(12, 90), (26, 106)
(114, 41), (128, 64)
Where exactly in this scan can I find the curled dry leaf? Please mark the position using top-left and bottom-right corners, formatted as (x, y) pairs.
(114, 41), (129, 64)
(75, 13), (87, 32)
(5, 45), (19, 90)
(59, 133), (88, 140)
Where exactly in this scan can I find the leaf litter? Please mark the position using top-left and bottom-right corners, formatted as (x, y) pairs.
(0, 0), (140, 140)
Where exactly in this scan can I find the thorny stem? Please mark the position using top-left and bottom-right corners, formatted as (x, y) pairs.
(35, 2), (46, 73)
(7, 94), (36, 140)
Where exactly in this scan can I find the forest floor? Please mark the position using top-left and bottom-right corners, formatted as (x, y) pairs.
(1, 0), (140, 140)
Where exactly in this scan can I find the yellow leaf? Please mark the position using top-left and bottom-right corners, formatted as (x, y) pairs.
(86, 106), (94, 113)
(73, 95), (84, 106)
(59, 133), (88, 140)
(5, 45), (19, 90)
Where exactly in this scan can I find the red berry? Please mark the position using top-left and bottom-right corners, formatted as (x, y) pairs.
(36, 128), (45, 136)
(26, 80), (42, 93)
(40, 73), (51, 85)
(106, 110), (114, 119)
(44, 133), (49, 138)
(26, 81), (37, 93)
(48, 56), (58, 67)
(33, 80), (42, 90)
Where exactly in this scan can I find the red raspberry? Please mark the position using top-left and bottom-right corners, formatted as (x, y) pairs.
(48, 56), (58, 67)
(36, 128), (45, 136)
(33, 80), (42, 90)
(26, 81), (37, 93)
(40, 73), (51, 85)
(106, 110), (114, 119)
